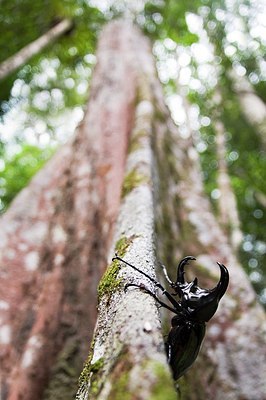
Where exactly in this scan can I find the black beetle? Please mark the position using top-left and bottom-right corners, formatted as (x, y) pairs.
(112, 254), (229, 380)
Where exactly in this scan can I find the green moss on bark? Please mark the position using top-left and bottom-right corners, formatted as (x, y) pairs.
(77, 356), (104, 398)
(97, 259), (122, 301)
(128, 129), (146, 153)
(97, 236), (135, 301)
(122, 168), (148, 198)
(77, 338), (96, 395)
(77, 337), (106, 398)
(149, 362), (177, 400)
(108, 354), (133, 400)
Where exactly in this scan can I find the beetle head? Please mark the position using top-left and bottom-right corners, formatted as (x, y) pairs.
(174, 256), (229, 322)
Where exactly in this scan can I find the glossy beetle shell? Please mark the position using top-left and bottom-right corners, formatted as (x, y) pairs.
(113, 254), (229, 380)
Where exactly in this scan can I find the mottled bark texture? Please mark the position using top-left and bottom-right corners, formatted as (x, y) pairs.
(0, 19), (72, 81)
(77, 21), (266, 400)
(0, 20), (136, 399)
(76, 21), (176, 400)
(215, 118), (242, 250)
(152, 74), (266, 399)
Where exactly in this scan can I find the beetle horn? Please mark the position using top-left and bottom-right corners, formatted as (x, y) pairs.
(210, 262), (229, 300)
(190, 262), (229, 322)
(176, 256), (196, 284)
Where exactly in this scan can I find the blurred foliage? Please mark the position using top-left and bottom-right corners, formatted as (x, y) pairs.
(0, 0), (66, 105)
(182, 0), (266, 303)
(204, 0), (266, 302)
(142, 0), (199, 44)
(0, 143), (55, 213)
(0, 0), (106, 111)
(0, 0), (265, 304)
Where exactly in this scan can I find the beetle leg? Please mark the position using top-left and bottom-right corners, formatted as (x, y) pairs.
(114, 255), (159, 285)
(114, 255), (182, 311)
(159, 262), (174, 287)
(155, 284), (183, 311)
(125, 283), (178, 313)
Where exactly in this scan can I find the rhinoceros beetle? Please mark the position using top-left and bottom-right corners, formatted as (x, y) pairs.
(112, 254), (229, 380)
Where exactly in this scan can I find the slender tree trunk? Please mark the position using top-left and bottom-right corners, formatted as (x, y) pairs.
(230, 70), (266, 148)
(0, 19), (72, 81)
(215, 119), (243, 250)
(181, 94), (242, 250)
(0, 18), (136, 399)
(77, 20), (266, 400)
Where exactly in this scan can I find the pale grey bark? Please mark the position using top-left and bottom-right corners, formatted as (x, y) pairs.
(76, 21), (176, 400)
(0, 19), (72, 80)
(230, 70), (266, 148)
(215, 119), (243, 250)
(181, 94), (242, 250)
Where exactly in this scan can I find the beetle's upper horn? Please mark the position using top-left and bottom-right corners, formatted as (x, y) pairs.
(210, 262), (229, 300)
(176, 256), (196, 283)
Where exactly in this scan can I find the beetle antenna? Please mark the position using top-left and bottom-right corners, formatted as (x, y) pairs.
(125, 283), (178, 313)
(113, 254), (182, 311)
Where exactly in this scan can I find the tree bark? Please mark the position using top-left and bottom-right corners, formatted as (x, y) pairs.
(1, 18), (266, 400)
(77, 20), (266, 400)
(152, 86), (266, 399)
(76, 21), (176, 400)
(0, 18), (136, 399)
(0, 19), (72, 81)
(215, 119), (243, 250)
(230, 70), (266, 148)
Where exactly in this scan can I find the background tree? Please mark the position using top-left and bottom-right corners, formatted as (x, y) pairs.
(0, 19), (73, 81)
(0, 1), (265, 399)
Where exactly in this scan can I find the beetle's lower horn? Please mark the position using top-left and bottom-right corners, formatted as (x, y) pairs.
(176, 256), (196, 284)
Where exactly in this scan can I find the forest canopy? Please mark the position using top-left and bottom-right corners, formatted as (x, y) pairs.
(0, 0), (265, 305)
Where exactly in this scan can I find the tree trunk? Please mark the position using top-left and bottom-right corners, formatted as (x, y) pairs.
(77, 20), (266, 400)
(0, 18), (136, 399)
(1, 19), (266, 400)
(0, 19), (72, 81)
(215, 118), (243, 250)
(76, 20), (176, 400)
(230, 70), (266, 148)
(152, 85), (266, 399)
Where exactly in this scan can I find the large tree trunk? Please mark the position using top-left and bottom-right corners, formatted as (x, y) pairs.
(77, 20), (266, 400)
(0, 19), (136, 399)
(0, 19), (72, 81)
